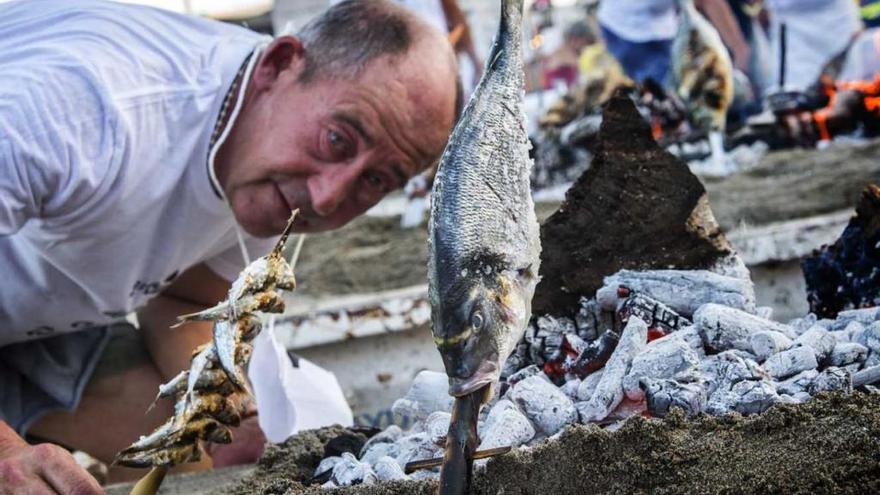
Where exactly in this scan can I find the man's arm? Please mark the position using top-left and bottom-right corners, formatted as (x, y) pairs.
(137, 263), (230, 381)
(695, 0), (752, 73)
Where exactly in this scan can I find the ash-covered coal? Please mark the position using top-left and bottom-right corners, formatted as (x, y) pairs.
(249, 266), (880, 491)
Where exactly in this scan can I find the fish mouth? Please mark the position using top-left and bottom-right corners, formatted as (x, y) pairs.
(448, 359), (499, 397)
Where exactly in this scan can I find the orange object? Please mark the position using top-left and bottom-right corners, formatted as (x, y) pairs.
(814, 109), (832, 141)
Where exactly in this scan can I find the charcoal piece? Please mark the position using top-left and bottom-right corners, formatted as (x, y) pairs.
(731, 380), (780, 415)
(750, 330), (793, 361)
(314, 456), (343, 481)
(777, 369), (819, 396)
(808, 367), (852, 394)
(641, 378), (706, 417)
(829, 342), (869, 366)
(578, 317), (648, 422)
(787, 313), (819, 335)
(700, 351), (767, 396)
(576, 369), (605, 401)
(393, 432), (442, 470)
(332, 452), (378, 486)
(506, 364), (543, 386)
(478, 399), (535, 450)
(793, 326), (837, 363)
(853, 364), (880, 387)
(534, 94), (740, 314)
(564, 329), (619, 378)
(764, 347), (819, 379)
(827, 307), (880, 332)
(575, 297), (608, 341)
(598, 270), (756, 317)
(373, 456), (407, 482)
(391, 371), (453, 423)
(862, 321), (880, 353)
(560, 378), (581, 400)
(324, 431), (368, 459)
(623, 336), (701, 400)
(526, 316), (574, 366)
(695, 303), (796, 353)
(509, 375), (577, 436)
(423, 411), (451, 444)
(360, 442), (399, 467)
(615, 291), (691, 335)
(802, 185), (880, 318)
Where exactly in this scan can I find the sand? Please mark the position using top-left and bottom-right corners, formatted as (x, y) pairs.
(223, 391), (880, 495)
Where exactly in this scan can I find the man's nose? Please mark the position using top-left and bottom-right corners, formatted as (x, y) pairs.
(307, 164), (361, 217)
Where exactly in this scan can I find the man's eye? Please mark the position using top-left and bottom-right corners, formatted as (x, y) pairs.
(326, 130), (352, 157)
(364, 172), (387, 191)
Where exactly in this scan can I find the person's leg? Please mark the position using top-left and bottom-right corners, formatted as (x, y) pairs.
(27, 327), (212, 483)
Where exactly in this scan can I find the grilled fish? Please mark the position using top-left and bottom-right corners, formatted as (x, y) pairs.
(427, 0), (539, 492)
(429, 0), (539, 407)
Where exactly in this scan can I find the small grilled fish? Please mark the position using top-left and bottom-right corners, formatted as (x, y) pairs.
(427, 0), (539, 492)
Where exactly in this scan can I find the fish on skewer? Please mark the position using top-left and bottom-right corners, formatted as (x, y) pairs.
(115, 212), (299, 470)
(427, 0), (540, 492)
(670, 0), (734, 171)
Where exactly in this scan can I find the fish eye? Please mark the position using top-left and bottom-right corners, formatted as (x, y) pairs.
(470, 311), (484, 330)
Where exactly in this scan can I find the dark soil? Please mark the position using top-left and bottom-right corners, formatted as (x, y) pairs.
(224, 392), (880, 495)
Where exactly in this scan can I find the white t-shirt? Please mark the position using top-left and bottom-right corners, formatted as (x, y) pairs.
(597, 0), (678, 43)
(0, 0), (276, 346)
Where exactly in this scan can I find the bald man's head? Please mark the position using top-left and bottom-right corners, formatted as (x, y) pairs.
(295, 0), (458, 86)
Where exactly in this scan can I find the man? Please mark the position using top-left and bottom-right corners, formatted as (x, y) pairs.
(598, 0), (751, 85)
(0, 0), (458, 492)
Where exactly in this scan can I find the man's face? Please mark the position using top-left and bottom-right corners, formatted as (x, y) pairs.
(217, 37), (457, 237)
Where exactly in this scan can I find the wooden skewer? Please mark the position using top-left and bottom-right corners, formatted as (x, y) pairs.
(128, 466), (169, 495)
(404, 445), (512, 474)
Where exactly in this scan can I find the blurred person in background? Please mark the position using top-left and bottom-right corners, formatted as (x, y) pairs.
(597, 0), (751, 85)
(543, 20), (597, 90)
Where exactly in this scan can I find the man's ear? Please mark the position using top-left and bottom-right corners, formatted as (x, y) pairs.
(252, 35), (305, 91)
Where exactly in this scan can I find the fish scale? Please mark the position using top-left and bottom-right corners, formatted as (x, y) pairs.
(427, 0), (540, 493)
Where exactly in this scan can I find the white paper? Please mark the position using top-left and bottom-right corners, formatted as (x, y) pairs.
(249, 320), (353, 443)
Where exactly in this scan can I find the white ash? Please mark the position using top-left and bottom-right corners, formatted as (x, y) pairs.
(695, 303), (795, 353)
(730, 380), (780, 415)
(776, 370), (819, 396)
(315, 456), (342, 477)
(641, 377), (706, 417)
(826, 307), (880, 331)
(575, 297), (612, 342)
(506, 364), (543, 386)
(622, 335), (700, 401)
(322, 481), (337, 489)
(561, 377), (581, 400)
(787, 313), (819, 335)
(392, 432), (442, 470)
(665, 326), (706, 358)
(792, 326), (837, 363)
(854, 364), (880, 388)
(508, 374), (577, 436)
(391, 370), (453, 423)
(423, 411), (451, 444)
(578, 317), (647, 422)
(755, 306), (774, 320)
(763, 346), (819, 379)
(332, 452), (378, 486)
(700, 351), (767, 396)
(861, 321), (880, 353)
(750, 330), (793, 361)
(576, 367), (605, 401)
(808, 367), (852, 394)
(845, 363), (863, 374)
(359, 425), (402, 458)
(829, 342), (869, 367)
(478, 400), (535, 450)
(360, 441), (399, 467)
(597, 269), (756, 317)
(373, 456), (408, 482)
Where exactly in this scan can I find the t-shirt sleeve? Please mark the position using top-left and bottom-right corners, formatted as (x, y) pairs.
(0, 65), (119, 236)
(205, 234), (281, 282)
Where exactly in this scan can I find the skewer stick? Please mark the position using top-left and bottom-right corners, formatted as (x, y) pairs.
(128, 466), (169, 495)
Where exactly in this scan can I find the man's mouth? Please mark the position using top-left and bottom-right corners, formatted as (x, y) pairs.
(274, 183), (313, 230)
